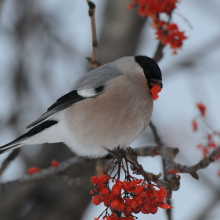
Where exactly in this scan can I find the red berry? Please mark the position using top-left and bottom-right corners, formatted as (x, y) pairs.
(151, 194), (160, 205)
(91, 176), (99, 184)
(123, 181), (131, 192)
(112, 184), (122, 195)
(139, 191), (149, 201)
(129, 179), (142, 190)
(150, 206), (158, 214)
(117, 180), (124, 187)
(110, 200), (121, 210)
(51, 159), (60, 167)
(27, 167), (40, 174)
(125, 206), (132, 214)
(99, 174), (109, 183)
(108, 193), (116, 201)
(125, 198), (132, 206)
(100, 186), (109, 196)
(141, 204), (151, 214)
(134, 185), (143, 195)
(134, 196), (143, 205)
(133, 208), (141, 214)
(118, 203), (126, 212)
(104, 200), (110, 207)
(92, 195), (101, 205)
(209, 141), (217, 148)
(91, 174), (109, 185)
(196, 103), (206, 117)
(130, 199), (139, 209)
(149, 189), (158, 200)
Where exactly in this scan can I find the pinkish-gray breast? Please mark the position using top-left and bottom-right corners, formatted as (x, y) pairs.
(63, 74), (153, 157)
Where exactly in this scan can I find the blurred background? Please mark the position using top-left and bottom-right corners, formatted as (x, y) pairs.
(0, 0), (220, 219)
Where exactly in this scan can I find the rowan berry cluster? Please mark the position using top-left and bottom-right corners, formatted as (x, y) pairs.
(154, 21), (187, 54)
(127, 0), (177, 16)
(127, 0), (187, 54)
(191, 103), (220, 175)
(91, 174), (172, 220)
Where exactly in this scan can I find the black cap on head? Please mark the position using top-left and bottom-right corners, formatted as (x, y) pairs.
(135, 56), (162, 81)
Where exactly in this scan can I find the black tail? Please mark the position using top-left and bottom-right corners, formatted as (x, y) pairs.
(0, 120), (58, 154)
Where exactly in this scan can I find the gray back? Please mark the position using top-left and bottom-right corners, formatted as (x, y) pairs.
(72, 64), (124, 90)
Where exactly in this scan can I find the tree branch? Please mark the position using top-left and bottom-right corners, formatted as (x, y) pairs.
(0, 157), (84, 191)
(60, 175), (87, 188)
(134, 145), (220, 180)
(96, 158), (106, 176)
(153, 41), (165, 63)
(0, 145), (219, 193)
(131, 147), (180, 192)
(175, 146), (220, 179)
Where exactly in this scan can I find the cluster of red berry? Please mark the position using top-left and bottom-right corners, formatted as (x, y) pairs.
(127, 0), (177, 16)
(191, 103), (220, 175)
(154, 21), (187, 54)
(91, 174), (172, 220)
(127, 0), (187, 54)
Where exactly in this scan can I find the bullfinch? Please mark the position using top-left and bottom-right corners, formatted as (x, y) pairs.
(0, 56), (162, 158)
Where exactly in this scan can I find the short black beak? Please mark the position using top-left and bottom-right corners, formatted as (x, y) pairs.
(148, 79), (163, 89)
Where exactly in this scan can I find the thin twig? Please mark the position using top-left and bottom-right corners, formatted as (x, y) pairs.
(0, 148), (20, 176)
(149, 121), (163, 146)
(86, 0), (99, 70)
(86, 0), (105, 175)
(126, 147), (175, 190)
(174, 11), (193, 30)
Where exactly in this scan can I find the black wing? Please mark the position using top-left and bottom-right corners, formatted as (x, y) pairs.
(27, 86), (105, 128)
(27, 90), (86, 128)
(26, 64), (123, 128)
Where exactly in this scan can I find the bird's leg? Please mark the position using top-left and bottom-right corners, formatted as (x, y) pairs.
(125, 147), (151, 183)
(105, 146), (125, 181)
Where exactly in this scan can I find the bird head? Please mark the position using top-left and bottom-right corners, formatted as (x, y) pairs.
(135, 55), (163, 100)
